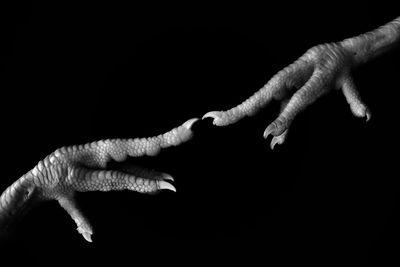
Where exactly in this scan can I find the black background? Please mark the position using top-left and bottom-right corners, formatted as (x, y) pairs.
(1, 2), (399, 266)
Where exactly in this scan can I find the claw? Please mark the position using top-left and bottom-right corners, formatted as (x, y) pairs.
(161, 173), (174, 182)
(264, 118), (288, 140)
(263, 123), (277, 140)
(77, 224), (93, 243)
(202, 111), (225, 126)
(270, 131), (288, 150)
(183, 118), (200, 130)
(158, 181), (176, 192)
(270, 137), (280, 150)
(365, 109), (371, 122)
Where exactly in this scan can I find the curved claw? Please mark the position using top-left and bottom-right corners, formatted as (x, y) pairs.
(270, 130), (288, 150)
(160, 173), (174, 182)
(183, 118), (200, 130)
(270, 136), (282, 150)
(263, 123), (277, 140)
(202, 111), (226, 126)
(158, 181), (176, 192)
(263, 118), (288, 139)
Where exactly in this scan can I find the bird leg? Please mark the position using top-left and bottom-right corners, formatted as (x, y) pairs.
(204, 17), (400, 148)
(0, 118), (198, 242)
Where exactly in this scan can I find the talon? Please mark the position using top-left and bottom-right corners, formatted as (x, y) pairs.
(158, 181), (176, 192)
(161, 173), (174, 182)
(270, 137), (280, 150)
(182, 118), (200, 130)
(202, 111), (224, 126)
(270, 129), (288, 150)
(263, 123), (277, 139)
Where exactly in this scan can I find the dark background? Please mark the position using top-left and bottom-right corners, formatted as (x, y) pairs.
(1, 2), (399, 265)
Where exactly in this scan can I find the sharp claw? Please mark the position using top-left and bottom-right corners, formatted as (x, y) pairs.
(183, 118), (199, 130)
(158, 181), (176, 192)
(202, 111), (223, 125)
(263, 123), (276, 140)
(161, 173), (174, 182)
(270, 134), (286, 150)
(270, 137), (279, 150)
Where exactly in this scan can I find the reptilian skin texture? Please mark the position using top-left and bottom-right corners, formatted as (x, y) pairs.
(0, 118), (198, 242)
(204, 16), (400, 149)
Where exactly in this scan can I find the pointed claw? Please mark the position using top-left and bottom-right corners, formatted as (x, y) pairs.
(183, 118), (200, 130)
(158, 181), (176, 192)
(263, 123), (277, 140)
(161, 173), (174, 182)
(202, 111), (224, 125)
(270, 136), (284, 150)
(270, 130), (288, 150)
(270, 137), (279, 150)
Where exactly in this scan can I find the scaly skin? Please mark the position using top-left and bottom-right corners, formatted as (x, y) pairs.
(203, 17), (400, 149)
(0, 118), (198, 242)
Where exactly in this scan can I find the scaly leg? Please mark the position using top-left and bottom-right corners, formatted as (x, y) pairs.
(204, 17), (400, 148)
(0, 118), (197, 243)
